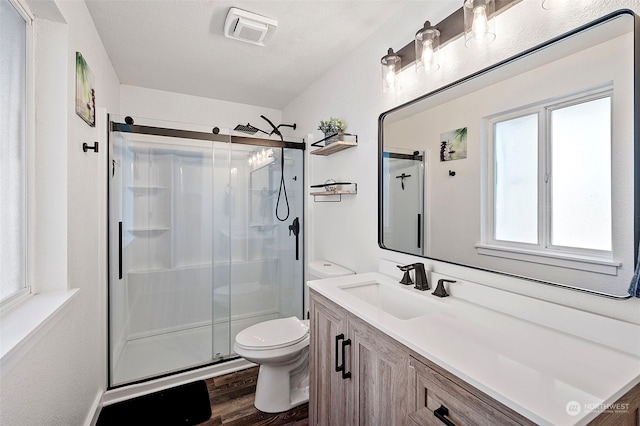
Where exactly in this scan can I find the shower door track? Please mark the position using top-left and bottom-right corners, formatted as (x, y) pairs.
(111, 122), (306, 150)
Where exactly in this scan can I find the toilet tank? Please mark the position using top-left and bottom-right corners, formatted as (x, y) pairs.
(308, 260), (354, 280)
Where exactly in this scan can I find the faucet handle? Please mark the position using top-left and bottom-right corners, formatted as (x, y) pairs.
(397, 265), (414, 285)
(432, 279), (456, 298)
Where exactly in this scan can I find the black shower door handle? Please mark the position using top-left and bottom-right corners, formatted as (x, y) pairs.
(118, 221), (123, 279)
(417, 214), (422, 249)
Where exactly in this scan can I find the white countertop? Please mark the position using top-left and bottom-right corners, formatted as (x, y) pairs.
(307, 272), (640, 426)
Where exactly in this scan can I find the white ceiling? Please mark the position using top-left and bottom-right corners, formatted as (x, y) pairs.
(85, 0), (452, 110)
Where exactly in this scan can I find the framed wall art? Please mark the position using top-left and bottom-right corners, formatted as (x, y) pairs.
(75, 52), (95, 127)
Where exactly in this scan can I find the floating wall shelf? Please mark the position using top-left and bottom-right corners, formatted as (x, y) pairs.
(310, 133), (358, 156)
(310, 183), (357, 202)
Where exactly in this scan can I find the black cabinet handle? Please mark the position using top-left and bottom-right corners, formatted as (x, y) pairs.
(335, 334), (345, 372)
(434, 405), (456, 426)
(341, 339), (352, 379)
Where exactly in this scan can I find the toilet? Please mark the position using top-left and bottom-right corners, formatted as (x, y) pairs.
(233, 260), (354, 413)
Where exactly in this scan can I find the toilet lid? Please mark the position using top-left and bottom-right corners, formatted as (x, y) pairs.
(235, 316), (309, 350)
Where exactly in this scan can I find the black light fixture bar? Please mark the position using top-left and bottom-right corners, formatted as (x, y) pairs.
(393, 0), (521, 72)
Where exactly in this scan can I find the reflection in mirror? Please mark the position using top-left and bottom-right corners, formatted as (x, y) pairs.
(382, 149), (425, 255)
(379, 11), (638, 297)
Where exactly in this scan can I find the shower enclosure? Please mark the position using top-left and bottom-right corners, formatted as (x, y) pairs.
(382, 150), (424, 256)
(108, 116), (304, 387)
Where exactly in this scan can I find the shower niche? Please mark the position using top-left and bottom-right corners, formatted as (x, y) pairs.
(108, 117), (305, 387)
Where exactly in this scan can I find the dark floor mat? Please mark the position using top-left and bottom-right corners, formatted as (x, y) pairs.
(96, 380), (211, 425)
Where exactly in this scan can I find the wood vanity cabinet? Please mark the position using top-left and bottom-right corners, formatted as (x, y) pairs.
(309, 291), (408, 425)
(406, 355), (534, 426)
(309, 290), (640, 426)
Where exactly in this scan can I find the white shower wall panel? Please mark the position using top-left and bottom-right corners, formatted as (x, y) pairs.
(172, 154), (213, 268)
(125, 258), (280, 339)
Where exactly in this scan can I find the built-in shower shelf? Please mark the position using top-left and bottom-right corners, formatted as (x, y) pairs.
(127, 227), (170, 234)
(127, 185), (168, 194)
(310, 133), (358, 156)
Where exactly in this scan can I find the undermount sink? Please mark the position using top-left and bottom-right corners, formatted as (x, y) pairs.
(339, 281), (444, 320)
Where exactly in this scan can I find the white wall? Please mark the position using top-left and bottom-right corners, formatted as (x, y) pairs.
(120, 85), (282, 132)
(284, 0), (640, 324)
(0, 0), (120, 425)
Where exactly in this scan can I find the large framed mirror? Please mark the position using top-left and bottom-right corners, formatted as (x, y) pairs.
(378, 10), (639, 298)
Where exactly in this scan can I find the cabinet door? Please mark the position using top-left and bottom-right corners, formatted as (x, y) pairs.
(309, 291), (349, 426)
(588, 382), (640, 426)
(407, 356), (531, 426)
(348, 314), (409, 426)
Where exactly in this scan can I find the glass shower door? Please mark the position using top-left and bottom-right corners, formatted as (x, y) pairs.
(108, 117), (305, 388)
(220, 142), (305, 356)
(109, 122), (225, 387)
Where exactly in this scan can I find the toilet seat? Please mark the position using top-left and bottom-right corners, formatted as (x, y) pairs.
(235, 316), (309, 351)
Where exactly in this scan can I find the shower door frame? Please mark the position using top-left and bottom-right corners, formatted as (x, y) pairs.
(106, 116), (306, 389)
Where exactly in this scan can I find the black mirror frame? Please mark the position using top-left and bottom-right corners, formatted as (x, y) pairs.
(378, 9), (640, 299)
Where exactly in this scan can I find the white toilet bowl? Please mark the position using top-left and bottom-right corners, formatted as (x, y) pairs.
(234, 316), (310, 413)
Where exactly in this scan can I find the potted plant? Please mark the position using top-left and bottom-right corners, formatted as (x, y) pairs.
(318, 117), (346, 144)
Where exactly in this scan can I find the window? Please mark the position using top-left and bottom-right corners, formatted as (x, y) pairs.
(1, 0), (29, 307)
(483, 89), (614, 271)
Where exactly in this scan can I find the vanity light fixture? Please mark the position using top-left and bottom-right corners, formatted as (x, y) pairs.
(415, 21), (440, 73)
(381, 48), (402, 93)
(463, 0), (496, 48)
(380, 0), (519, 93)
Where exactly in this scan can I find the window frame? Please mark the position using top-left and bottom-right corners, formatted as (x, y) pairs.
(480, 87), (620, 275)
(1, 0), (34, 312)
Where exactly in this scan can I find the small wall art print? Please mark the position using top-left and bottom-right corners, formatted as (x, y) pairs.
(75, 52), (95, 127)
(440, 127), (467, 161)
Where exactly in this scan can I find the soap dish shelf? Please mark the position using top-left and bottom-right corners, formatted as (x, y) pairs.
(310, 133), (358, 156)
(311, 183), (357, 202)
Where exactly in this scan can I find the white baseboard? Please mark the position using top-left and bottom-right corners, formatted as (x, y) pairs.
(84, 389), (105, 426)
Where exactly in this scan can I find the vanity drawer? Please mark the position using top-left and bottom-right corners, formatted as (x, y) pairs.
(407, 356), (530, 426)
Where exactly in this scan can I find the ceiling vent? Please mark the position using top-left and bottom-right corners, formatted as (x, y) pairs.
(224, 8), (277, 46)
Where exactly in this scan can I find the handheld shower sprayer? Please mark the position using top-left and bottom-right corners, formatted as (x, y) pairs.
(256, 116), (297, 222)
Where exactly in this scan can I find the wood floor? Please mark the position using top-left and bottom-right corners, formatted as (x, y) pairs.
(198, 367), (309, 426)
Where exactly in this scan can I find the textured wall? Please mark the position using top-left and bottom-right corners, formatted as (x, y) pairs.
(0, 0), (120, 424)
(284, 0), (640, 323)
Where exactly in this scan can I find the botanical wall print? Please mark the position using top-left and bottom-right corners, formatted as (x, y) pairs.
(75, 52), (95, 127)
(440, 127), (467, 161)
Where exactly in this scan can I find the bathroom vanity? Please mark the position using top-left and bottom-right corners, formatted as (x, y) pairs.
(308, 273), (640, 425)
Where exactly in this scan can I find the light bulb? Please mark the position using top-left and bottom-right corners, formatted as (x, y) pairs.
(422, 39), (434, 66)
(381, 48), (401, 93)
(384, 65), (397, 91)
(471, 5), (489, 41)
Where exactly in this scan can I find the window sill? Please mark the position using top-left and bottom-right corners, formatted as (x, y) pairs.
(0, 289), (79, 378)
(475, 244), (621, 275)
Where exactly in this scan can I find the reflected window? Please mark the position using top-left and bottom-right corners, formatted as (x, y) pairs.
(489, 90), (612, 257)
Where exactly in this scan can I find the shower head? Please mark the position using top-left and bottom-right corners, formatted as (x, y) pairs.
(234, 123), (264, 135)
(234, 124), (255, 134)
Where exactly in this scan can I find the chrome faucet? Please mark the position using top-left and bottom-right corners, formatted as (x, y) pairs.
(397, 263), (430, 291)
